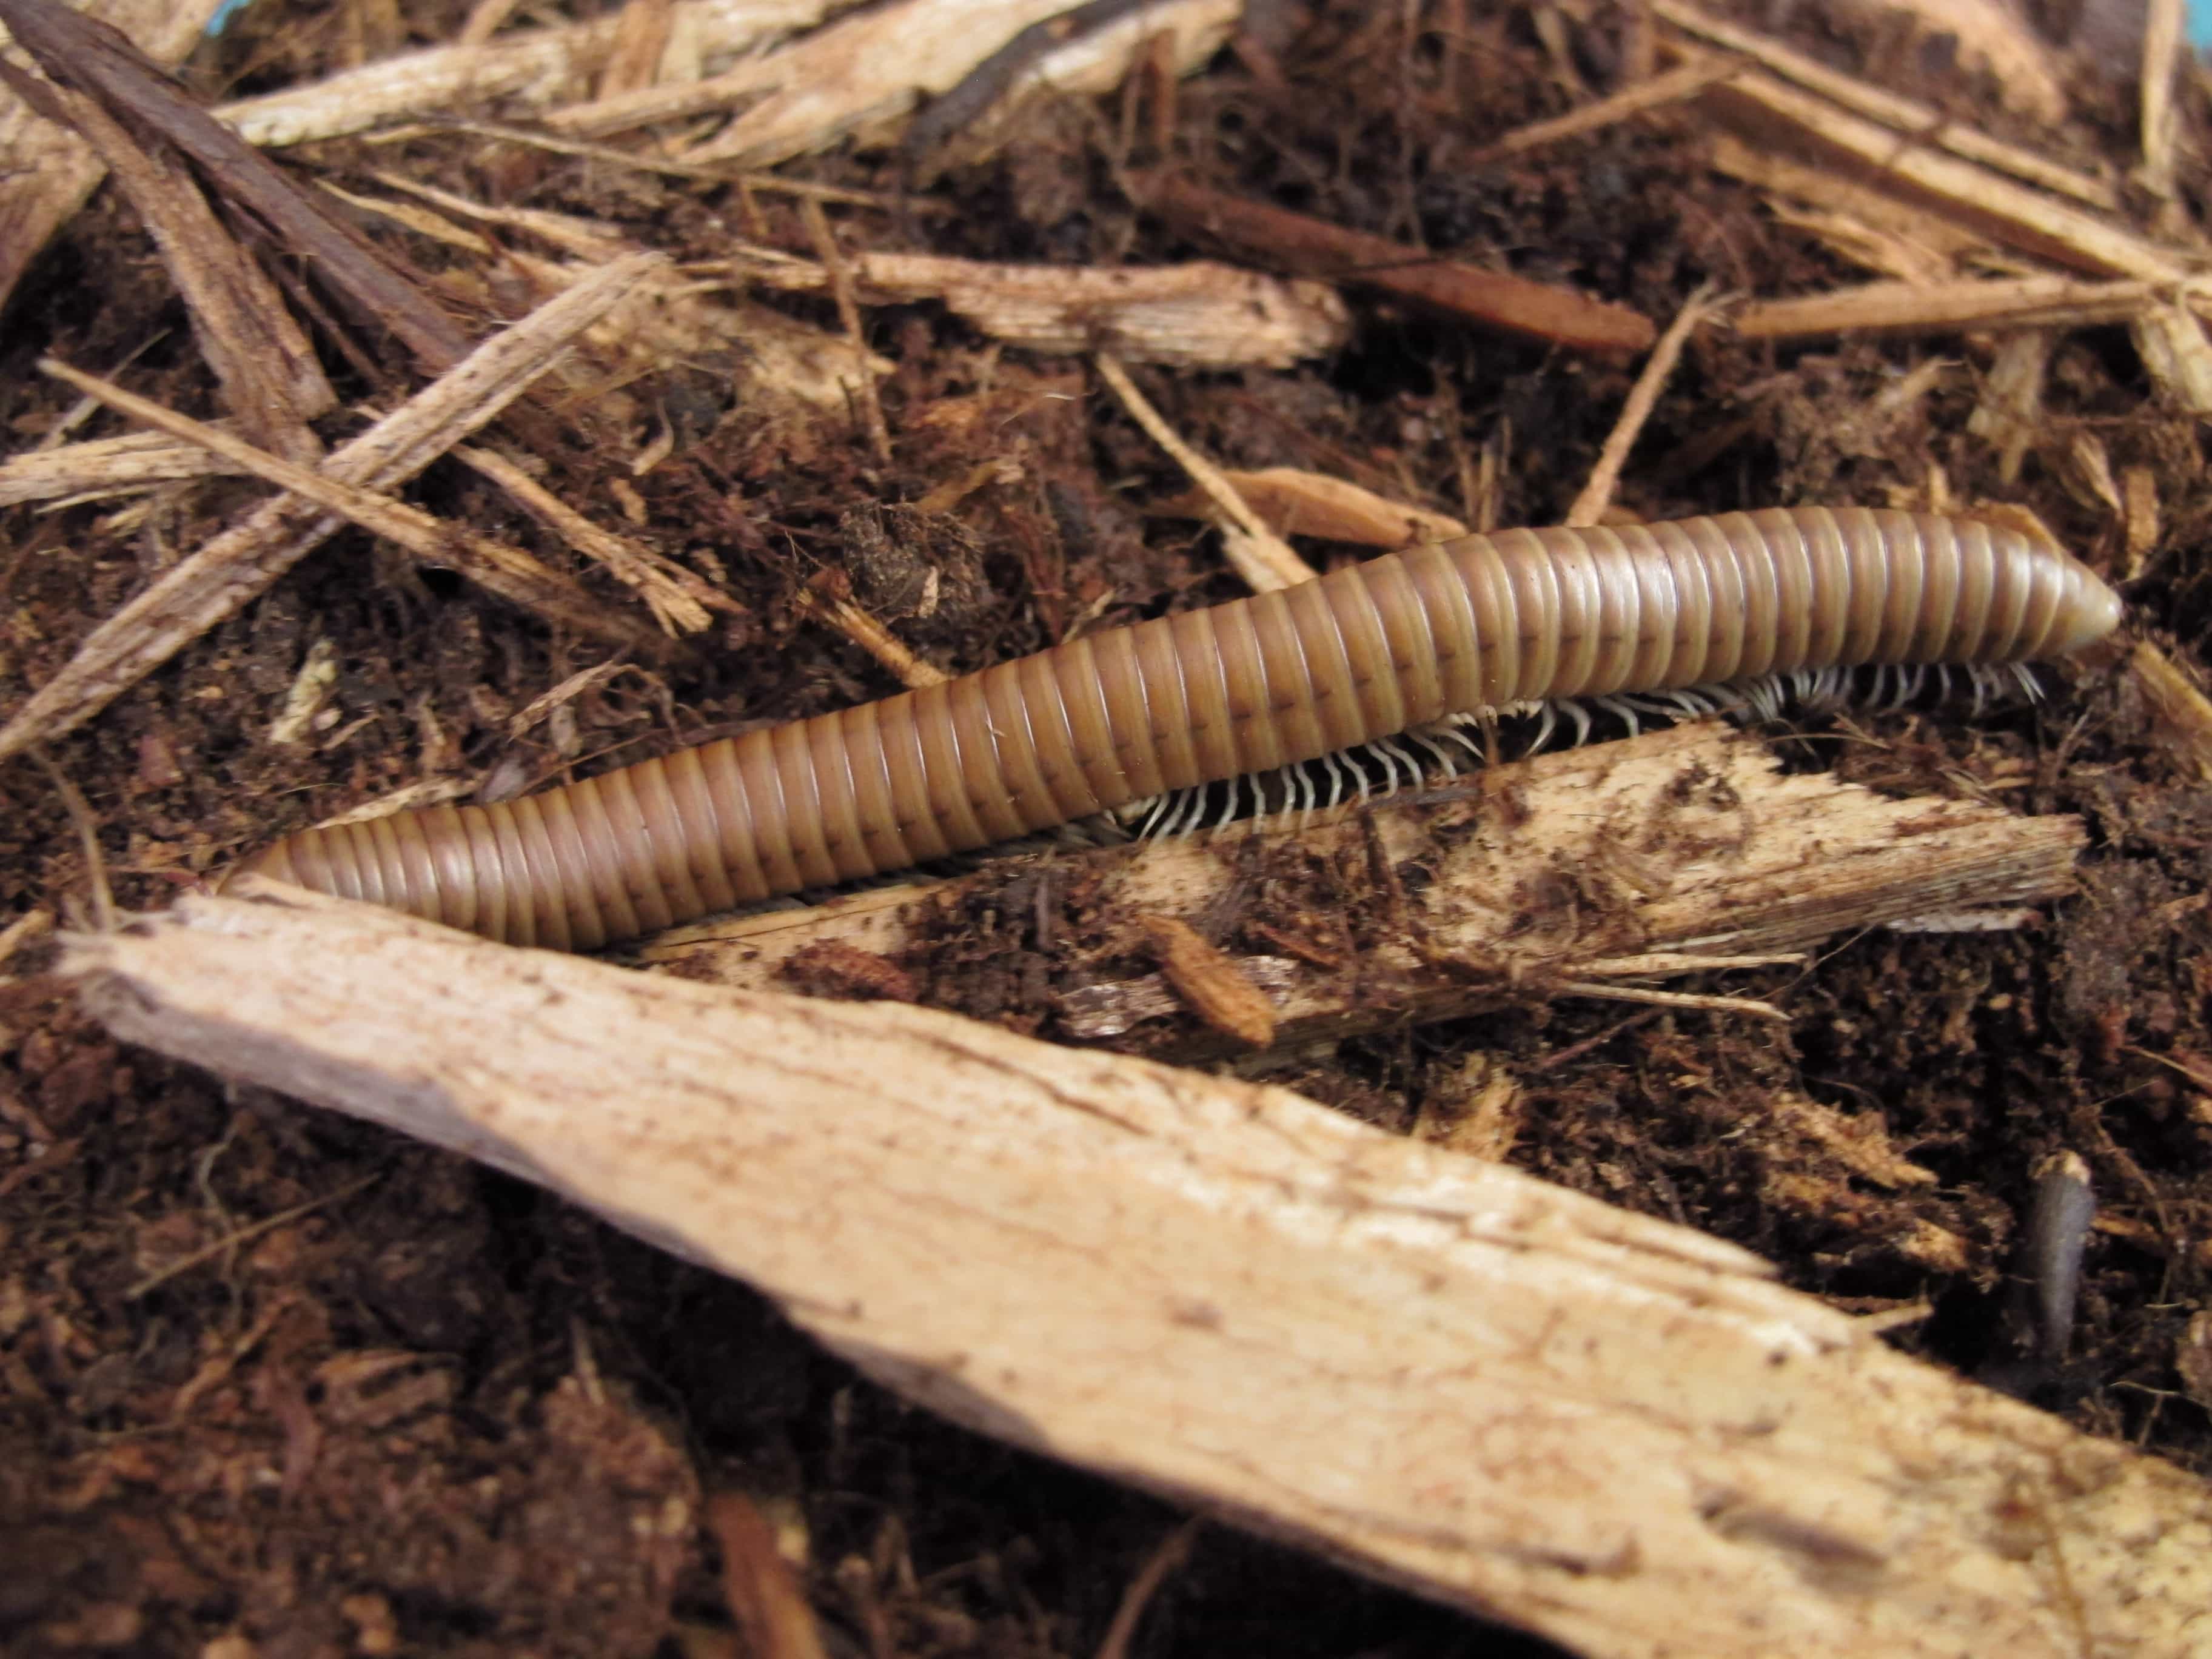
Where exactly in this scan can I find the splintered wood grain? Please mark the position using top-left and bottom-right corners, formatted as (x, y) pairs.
(0, 0), (221, 310)
(638, 723), (2089, 1058)
(71, 885), (2212, 1659)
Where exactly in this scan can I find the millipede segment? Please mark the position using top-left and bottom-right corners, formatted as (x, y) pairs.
(226, 508), (2123, 950)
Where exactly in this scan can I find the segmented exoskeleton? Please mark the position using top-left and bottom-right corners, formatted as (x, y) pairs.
(225, 508), (2123, 950)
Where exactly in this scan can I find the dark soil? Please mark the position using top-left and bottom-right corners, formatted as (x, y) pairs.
(5, 2), (2211, 1655)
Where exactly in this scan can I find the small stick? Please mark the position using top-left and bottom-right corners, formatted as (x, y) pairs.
(1701, 69), (2184, 283)
(124, 1170), (381, 1299)
(1093, 1518), (1201, 1659)
(1735, 274), (2196, 342)
(1574, 951), (1803, 976)
(0, 253), (662, 766)
(454, 443), (726, 635)
(1653, 0), (2117, 209)
(800, 198), (892, 466)
(2140, 0), (2185, 204)
(30, 750), (114, 934)
(369, 119), (899, 203)
(1470, 59), (1743, 161)
(1552, 980), (1790, 1021)
(793, 584), (948, 691)
(39, 360), (662, 653)
(1134, 172), (1656, 354)
(1093, 352), (1312, 592)
(1567, 281), (1720, 526)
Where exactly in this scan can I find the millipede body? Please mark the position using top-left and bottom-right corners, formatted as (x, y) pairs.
(226, 508), (2123, 950)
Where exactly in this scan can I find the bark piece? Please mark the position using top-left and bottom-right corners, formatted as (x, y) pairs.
(0, 0), (217, 313)
(42, 359), (664, 652)
(0, 0), (469, 374)
(1136, 172), (1657, 355)
(0, 69), (332, 453)
(69, 885), (2212, 1659)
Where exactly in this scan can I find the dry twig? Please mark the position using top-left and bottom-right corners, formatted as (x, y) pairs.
(799, 198), (891, 466)
(791, 581), (948, 691)
(1734, 274), (2205, 341)
(1093, 353), (1312, 592)
(1471, 59), (1742, 161)
(1155, 466), (1466, 546)
(1567, 281), (1720, 526)
(1656, 0), (2112, 207)
(39, 360), (662, 652)
(454, 443), (724, 635)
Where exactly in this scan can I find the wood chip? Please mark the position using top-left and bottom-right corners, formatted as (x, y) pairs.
(1156, 466), (1466, 547)
(551, 0), (1232, 163)
(41, 358), (663, 652)
(0, 0), (468, 374)
(0, 428), (246, 508)
(1, 67), (333, 452)
(216, 0), (838, 148)
(816, 253), (1352, 370)
(1136, 914), (1276, 1049)
(69, 885), (2212, 1659)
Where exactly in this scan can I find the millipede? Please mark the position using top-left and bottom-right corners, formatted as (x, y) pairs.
(224, 507), (2123, 951)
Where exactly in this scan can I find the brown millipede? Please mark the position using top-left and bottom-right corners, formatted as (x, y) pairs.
(224, 508), (2122, 951)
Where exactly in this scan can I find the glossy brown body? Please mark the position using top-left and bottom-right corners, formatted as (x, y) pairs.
(227, 508), (2122, 949)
